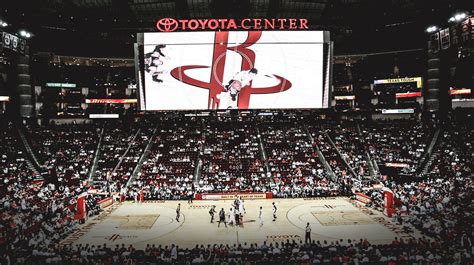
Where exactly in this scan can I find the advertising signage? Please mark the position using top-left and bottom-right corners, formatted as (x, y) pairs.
(155, 18), (309, 32)
(374, 77), (423, 88)
(46, 83), (77, 88)
(85, 99), (138, 104)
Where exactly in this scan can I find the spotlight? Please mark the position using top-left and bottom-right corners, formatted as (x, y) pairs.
(449, 12), (468, 22)
(0, 21), (7, 27)
(19, 30), (32, 38)
(426, 26), (438, 33)
(454, 13), (467, 21)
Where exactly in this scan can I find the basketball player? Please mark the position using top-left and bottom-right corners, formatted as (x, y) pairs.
(234, 207), (240, 226)
(258, 206), (263, 227)
(305, 223), (312, 244)
(144, 44), (170, 83)
(272, 202), (277, 221)
(226, 68), (258, 92)
(218, 208), (227, 228)
(209, 205), (216, 223)
(228, 207), (235, 226)
(176, 203), (181, 222)
(239, 198), (245, 215)
(217, 68), (258, 109)
(233, 198), (240, 211)
(187, 190), (193, 204)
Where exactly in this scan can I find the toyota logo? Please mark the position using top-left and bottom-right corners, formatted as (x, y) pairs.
(156, 18), (179, 32)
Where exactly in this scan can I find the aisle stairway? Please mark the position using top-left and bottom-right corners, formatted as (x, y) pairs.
(419, 127), (442, 175)
(88, 127), (105, 181)
(256, 127), (273, 184)
(323, 130), (358, 179)
(127, 127), (158, 187)
(193, 129), (205, 183)
(112, 129), (141, 174)
(304, 126), (336, 181)
(356, 121), (379, 178)
(16, 126), (42, 175)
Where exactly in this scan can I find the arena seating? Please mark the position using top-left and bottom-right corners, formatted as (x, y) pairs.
(361, 120), (434, 175)
(113, 124), (154, 188)
(426, 120), (472, 179)
(9, 237), (473, 264)
(27, 123), (99, 182)
(131, 124), (201, 200)
(199, 122), (267, 193)
(94, 121), (137, 182)
(261, 124), (337, 197)
(1, 122), (89, 262)
(326, 121), (371, 179)
(1, 114), (472, 264)
(308, 124), (351, 180)
(0, 122), (33, 182)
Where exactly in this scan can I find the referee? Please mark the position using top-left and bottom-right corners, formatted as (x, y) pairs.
(176, 203), (181, 222)
(305, 222), (311, 244)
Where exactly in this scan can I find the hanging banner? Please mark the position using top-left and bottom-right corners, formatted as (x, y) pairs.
(1, 32), (28, 55)
(428, 32), (440, 53)
(450, 24), (461, 47)
(440, 28), (450, 50)
(459, 17), (473, 43)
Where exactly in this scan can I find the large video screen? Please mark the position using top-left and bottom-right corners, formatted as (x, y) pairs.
(136, 31), (331, 110)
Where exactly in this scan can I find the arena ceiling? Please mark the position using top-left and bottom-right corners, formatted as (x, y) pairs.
(0, 0), (471, 57)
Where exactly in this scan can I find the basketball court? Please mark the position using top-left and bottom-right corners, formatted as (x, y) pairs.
(62, 197), (416, 249)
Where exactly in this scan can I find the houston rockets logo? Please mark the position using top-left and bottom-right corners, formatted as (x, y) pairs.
(92, 234), (138, 242)
(170, 31), (292, 109)
(108, 234), (122, 241)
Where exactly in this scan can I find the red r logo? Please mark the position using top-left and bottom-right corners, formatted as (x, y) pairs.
(170, 31), (292, 109)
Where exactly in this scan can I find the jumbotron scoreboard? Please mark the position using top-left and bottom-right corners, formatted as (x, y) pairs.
(134, 18), (333, 111)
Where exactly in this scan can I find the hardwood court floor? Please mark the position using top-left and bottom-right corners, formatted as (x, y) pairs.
(62, 197), (417, 249)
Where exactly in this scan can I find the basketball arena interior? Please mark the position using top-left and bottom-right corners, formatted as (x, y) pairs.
(0, 1), (473, 264)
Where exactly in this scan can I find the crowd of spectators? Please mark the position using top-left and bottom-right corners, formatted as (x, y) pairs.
(361, 120), (433, 175)
(113, 124), (155, 188)
(199, 122), (267, 193)
(94, 121), (137, 183)
(326, 121), (371, 179)
(129, 124), (202, 200)
(427, 120), (472, 180)
(261, 124), (345, 198)
(308, 125), (350, 180)
(0, 121), (93, 264)
(1, 113), (472, 264)
(359, 117), (473, 264)
(27, 123), (99, 181)
(3, 236), (473, 264)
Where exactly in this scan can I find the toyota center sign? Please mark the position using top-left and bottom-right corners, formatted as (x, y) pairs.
(156, 18), (309, 32)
